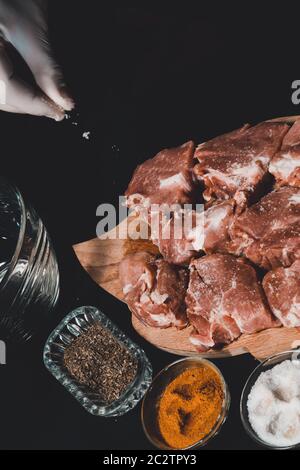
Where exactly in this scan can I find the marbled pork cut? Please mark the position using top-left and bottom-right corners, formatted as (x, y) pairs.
(184, 200), (236, 256)
(201, 200), (236, 254)
(119, 252), (188, 328)
(263, 260), (300, 327)
(230, 187), (300, 269)
(270, 120), (300, 188)
(245, 222), (300, 270)
(125, 141), (196, 210)
(194, 122), (289, 210)
(186, 254), (279, 351)
(150, 209), (200, 266)
(151, 200), (236, 266)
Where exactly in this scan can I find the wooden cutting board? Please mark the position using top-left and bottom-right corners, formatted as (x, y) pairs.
(73, 115), (300, 361)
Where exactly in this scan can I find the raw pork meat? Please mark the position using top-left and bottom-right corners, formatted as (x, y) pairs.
(150, 209), (200, 266)
(270, 120), (300, 188)
(244, 222), (300, 270)
(263, 260), (300, 327)
(150, 200), (236, 265)
(201, 200), (236, 254)
(125, 141), (196, 210)
(230, 187), (300, 269)
(185, 254), (279, 351)
(194, 122), (289, 210)
(119, 252), (188, 328)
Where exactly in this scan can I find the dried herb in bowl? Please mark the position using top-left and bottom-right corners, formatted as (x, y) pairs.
(63, 323), (138, 404)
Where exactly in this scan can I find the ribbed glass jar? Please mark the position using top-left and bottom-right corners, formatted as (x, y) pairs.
(0, 179), (59, 342)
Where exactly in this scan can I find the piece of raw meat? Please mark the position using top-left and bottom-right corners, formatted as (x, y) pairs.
(119, 252), (188, 328)
(194, 122), (289, 210)
(230, 187), (300, 269)
(150, 208), (200, 266)
(244, 222), (300, 270)
(185, 254), (279, 351)
(150, 200), (236, 265)
(269, 120), (300, 188)
(201, 200), (236, 254)
(263, 260), (300, 327)
(125, 141), (196, 210)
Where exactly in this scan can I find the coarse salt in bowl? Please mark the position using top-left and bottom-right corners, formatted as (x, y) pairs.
(240, 350), (300, 449)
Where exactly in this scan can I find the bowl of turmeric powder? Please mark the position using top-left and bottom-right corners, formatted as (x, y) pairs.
(141, 357), (230, 450)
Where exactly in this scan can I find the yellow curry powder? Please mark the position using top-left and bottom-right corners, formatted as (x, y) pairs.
(158, 366), (224, 449)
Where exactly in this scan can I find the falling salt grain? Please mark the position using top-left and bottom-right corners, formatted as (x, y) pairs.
(247, 360), (300, 447)
(82, 131), (91, 140)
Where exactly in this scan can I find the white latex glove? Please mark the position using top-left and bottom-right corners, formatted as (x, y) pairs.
(0, 0), (74, 120)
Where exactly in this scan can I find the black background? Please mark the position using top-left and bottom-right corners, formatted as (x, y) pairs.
(0, 4), (299, 451)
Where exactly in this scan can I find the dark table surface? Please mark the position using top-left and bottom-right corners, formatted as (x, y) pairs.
(0, 4), (298, 451)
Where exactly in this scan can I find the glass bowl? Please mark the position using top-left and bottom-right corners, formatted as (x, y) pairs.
(240, 350), (300, 449)
(0, 179), (59, 342)
(141, 357), (230, 450)
(43, 306), (153, 417)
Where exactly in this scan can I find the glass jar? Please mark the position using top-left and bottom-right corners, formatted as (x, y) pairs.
(0, 179), (59, 342)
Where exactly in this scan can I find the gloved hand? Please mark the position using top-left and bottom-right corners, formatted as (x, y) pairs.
(0, 0), (74, 120)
